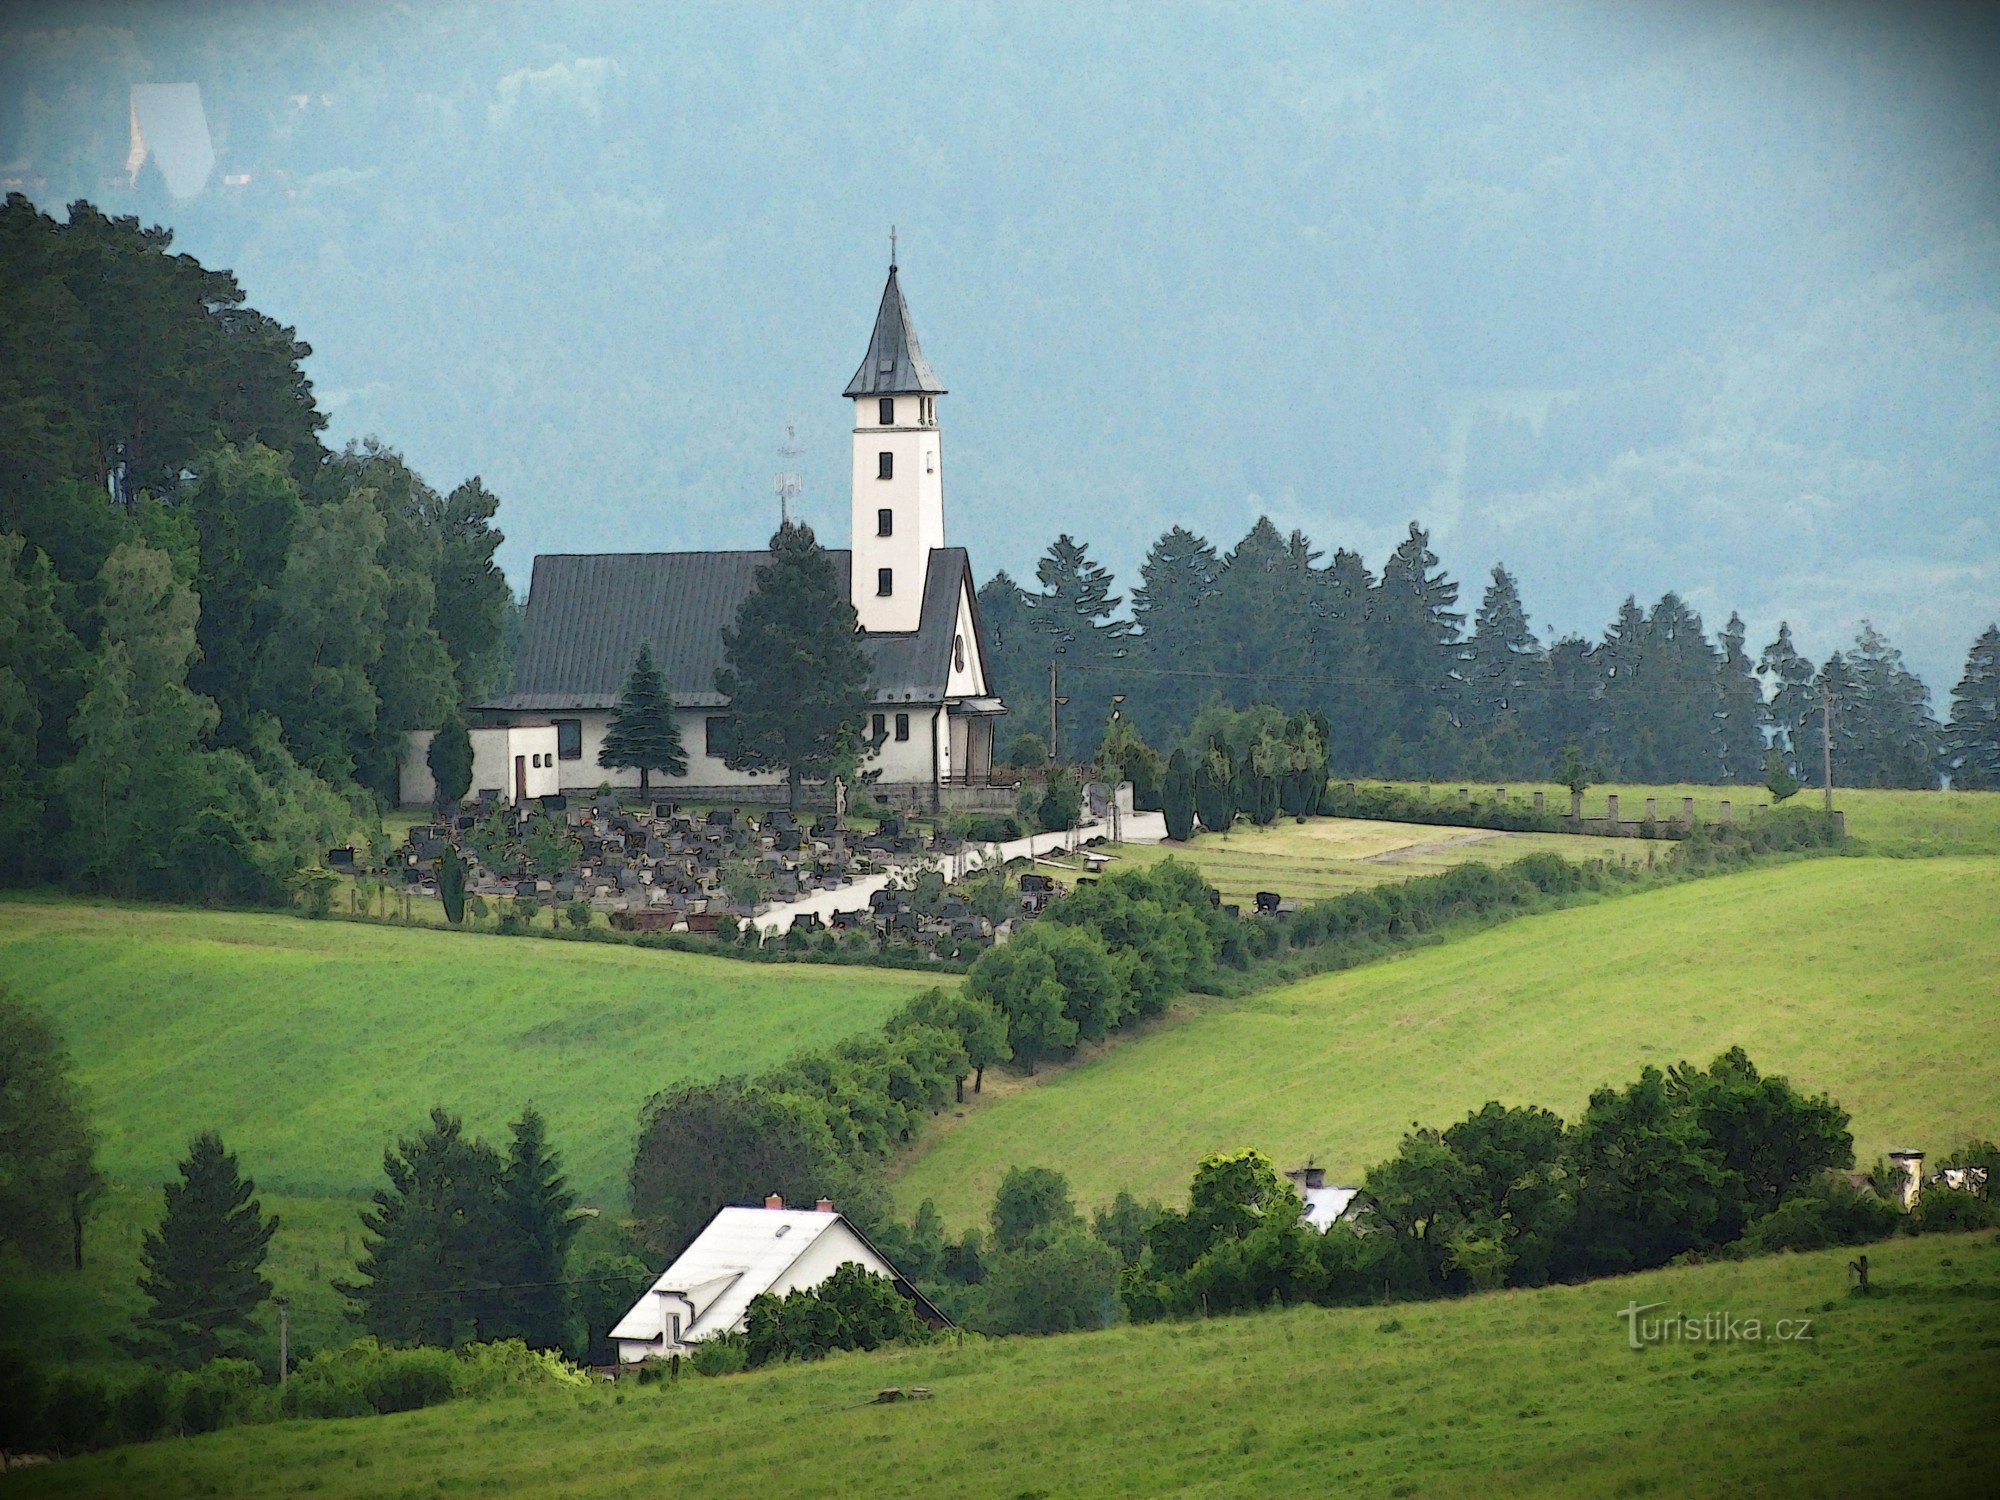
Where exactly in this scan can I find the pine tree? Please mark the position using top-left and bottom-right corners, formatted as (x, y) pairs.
(1946, 625), (2000, 790)
(1837, 622), (1940, 788)
(1714, 613), (1767, 784)
(1367, 523), (1462, 761)
(599, 642), (686, 794)
(131, 1132), (277, 1367)
(343, 1109), (506, 1347)
(494, 1106), (581, 1351)
(1128, 527), (1219, 742)
(1758, 622), (1817, 779)
(1025, 535), (1130, 758)
(715, 521), (872, 810)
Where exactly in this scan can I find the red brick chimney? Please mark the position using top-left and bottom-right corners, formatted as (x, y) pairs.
(815, 1197), (835, 1213)
(764, 1193), (784, 1210)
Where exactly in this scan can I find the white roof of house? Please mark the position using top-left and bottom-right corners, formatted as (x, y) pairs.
(609, 1207), (856, 1346)
(1301, 1184), (1361, 1232)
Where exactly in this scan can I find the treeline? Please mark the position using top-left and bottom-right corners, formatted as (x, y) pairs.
(980, 520), (2000, 789)
(1, 195), (512, 903)
(1120, 1068), (1997, 1324)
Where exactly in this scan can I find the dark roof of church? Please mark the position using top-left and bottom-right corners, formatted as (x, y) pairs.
(843, 265), (946, 398)
(486, 548), (974, 712)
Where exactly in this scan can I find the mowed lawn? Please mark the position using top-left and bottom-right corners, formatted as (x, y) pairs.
(0, 899), (942, 1206)
(13, 1233), (1997, 1499)
(895, 857), (2000, 1227)
(1100, 817), (1648, 904)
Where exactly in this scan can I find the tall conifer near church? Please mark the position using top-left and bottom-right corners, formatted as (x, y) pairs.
(1946, 624), (2000, 790)
(132, 1132), (277, 1367)
(716, 521), (872, 810)
(599, 642), (686, 794)
(494, 1106), (581, 1351)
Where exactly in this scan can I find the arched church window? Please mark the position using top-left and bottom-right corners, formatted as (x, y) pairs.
(954, 634), (966, 672)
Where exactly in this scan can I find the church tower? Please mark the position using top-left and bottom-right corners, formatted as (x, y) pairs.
(845, 256), (946, 633)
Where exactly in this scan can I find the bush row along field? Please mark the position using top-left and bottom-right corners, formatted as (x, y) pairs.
(0, 898), (940, 1205)
(892, 856), (2000, 1227)
(10, 1233), (1996, 1499)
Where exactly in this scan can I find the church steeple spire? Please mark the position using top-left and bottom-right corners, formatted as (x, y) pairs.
(844, 261), (946, 398)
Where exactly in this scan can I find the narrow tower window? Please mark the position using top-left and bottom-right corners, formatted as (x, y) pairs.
(877, 567), (893, 596)
(877, 451), (893, 480)
(894, 713), (910, 742)
(878, 397), (895, 425)
(877, 508), (893, 537)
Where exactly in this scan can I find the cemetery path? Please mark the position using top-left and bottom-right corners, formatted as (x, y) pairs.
(748, 811), (1168, 936)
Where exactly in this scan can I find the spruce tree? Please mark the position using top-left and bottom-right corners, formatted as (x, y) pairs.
(1713, 613), (1767, 784)
(1368, 523), (1463, 758)
(132, 1132), (277, 1367)
(599, 642), (686, 794)
(1758, 622), (1818, 779)
(715, 521), (872, 810)
(343, 1109), (506, 1347)
(495, 1106), (581, 1351)
(1837, 622), (1940, 788)
(1946, 625), (2000, 790)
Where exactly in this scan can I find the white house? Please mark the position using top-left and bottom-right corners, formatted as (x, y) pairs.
(1286, 1166), (1363, 1232)
(428, 256), (1006, 810)
(608, 1196), (947, 1364)
(398, 723), (560, 808)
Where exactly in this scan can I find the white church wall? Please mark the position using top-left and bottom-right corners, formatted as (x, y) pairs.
(849, 421), (944, 633)
(944, 579), (987, 698)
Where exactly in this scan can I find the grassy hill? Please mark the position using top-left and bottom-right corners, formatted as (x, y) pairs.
(0, 899), (942, 1206)
(894, 856), (2000, 1227)
(10, 1232), (1996, 1498)
(0, 899), (944, 1367)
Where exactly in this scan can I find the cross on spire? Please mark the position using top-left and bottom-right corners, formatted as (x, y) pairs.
(889, 224), (897, 270)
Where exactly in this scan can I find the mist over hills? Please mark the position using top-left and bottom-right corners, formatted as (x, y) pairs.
(4, 0), (1996, 691)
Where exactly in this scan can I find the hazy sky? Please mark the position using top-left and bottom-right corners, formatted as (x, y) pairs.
(5, 0), (1997, 691)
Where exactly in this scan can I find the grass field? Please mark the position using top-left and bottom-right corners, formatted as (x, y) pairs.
(0, 898), (942, 1206)
(894, 856), (2000, 1227)
(0, 898), (943, 1368)
(1373, 782), (2000, 857)
(1091, 817), (1649, 904)
(9, 1232), (1995, 1498)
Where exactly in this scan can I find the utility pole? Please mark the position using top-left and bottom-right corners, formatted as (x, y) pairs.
(275, 1295), (290, 1385)
(1821, 677), (1834, 814)
(1048, 660), (1067, 766)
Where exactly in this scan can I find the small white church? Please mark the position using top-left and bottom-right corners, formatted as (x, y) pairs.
(401, 258), (1006, 809)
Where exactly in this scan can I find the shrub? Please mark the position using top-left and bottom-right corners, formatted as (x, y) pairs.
(361, 1346), (458, 1414)
(113, 1368), (174, 1445)
(41, 1369), (113, 1454)
(172, 1357), (266, 1435)
(689, 1333), (750, 1377)
(1741, 1175), (1901, 1254)
(455, 1338), (590, 1397)
(0, 1353), (48, 1454)
(1911, 1185), (1998, 1234)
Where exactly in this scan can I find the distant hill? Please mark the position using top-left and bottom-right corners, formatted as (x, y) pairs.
(3, 2), (1996, 690)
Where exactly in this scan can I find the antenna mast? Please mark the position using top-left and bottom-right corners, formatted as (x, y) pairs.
(773, 423), (804, 526)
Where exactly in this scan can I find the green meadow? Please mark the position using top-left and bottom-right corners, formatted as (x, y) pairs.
(0, 899), (942, 1368)
(0, 898), (940, 1205)
(894, 856), (2000, 1227)
(10, 1232), (1995, 1498)
(1370, 782), (2000, 857)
